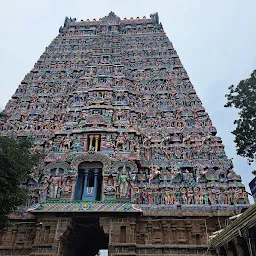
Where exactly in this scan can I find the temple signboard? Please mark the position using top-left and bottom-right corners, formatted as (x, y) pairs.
(249, 176), (256, 201)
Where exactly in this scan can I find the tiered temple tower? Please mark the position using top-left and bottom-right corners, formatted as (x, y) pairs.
(0, 12), (249, 256)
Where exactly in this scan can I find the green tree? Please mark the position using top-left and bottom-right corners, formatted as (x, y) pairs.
(225, 69), (256, 163)
(0, 116), (39, 228)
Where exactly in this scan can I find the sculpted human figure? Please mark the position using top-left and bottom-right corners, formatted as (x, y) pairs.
(180, 187), (187, 204)
(144, 147), (152, 160)
(160, 191), (165, 204)
(62, 135), (72, 151)
(208, 189), (215, 205)
(104, 176), (115, 195)
(203, 192), (209, 205)
(137, 190), (143, 204)
(148, 164), (161, 184)
(199, 189), (204, 204)
(233, 188), (244, 204)
(169, 189), (176, 205)
(196, 167), (208, 183)
(105, 135), (115, 149)
(117, 166), (130, 199)
(183, 169), (194, 186)
(137, 170), (146, 184)
(164, 190), (171, 205)
(217, 190), (226, 204)
(116, 132), (126, 151)
(147, 191), (153, 205)
(39, 176), (49, 200)
(129, 140), (136, 152)
(49, 169), (62, 199)
(175, 190), (182, 204)
(153, 190), (159, 205)
(227, 188), (234, 205)
(62, 176), (72, 195)
(194, 187), (200, 204)
(142, 191), (149, 204)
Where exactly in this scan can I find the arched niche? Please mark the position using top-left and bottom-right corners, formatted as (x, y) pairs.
(71, 154), (111, 172)
(44, 162), (70, 175)
(74, 161), (104, 202)
(39, 162), (75, 201)
(109, 161), (138, 201)
(72, 154), (112, 201)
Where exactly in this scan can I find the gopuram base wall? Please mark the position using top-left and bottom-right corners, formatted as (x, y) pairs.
(0, 206), (247, 256)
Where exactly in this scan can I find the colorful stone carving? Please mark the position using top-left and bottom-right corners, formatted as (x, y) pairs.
(1, 12), (248, 206)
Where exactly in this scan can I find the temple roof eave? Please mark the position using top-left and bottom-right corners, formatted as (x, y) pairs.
(210, 203), (256, 248)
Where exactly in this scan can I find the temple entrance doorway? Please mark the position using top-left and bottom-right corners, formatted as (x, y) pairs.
(60, 216), (109, 256)
(74, 161), (103, 201)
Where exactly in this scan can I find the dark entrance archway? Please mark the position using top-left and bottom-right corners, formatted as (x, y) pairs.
(60, 216), (109, 256)
(74, 161), (103, 201)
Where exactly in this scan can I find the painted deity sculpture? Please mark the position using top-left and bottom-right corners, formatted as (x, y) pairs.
(117, 166), (131, 199)
(61, 176), (73, 195)
(48, 169), (62, 199)
(104, 176), (115, 196)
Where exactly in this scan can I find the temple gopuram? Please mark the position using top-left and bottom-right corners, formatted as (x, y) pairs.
(0, 12), (250, 256)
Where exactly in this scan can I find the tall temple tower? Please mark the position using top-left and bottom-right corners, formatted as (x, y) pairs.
(0, 12), (249, 256)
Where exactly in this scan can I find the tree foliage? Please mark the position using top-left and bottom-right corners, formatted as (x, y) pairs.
(225, 69), (256, 163)
(0, 133), (39, 228)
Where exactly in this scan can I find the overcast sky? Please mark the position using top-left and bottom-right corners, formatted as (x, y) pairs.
(1, 0), (256, 203)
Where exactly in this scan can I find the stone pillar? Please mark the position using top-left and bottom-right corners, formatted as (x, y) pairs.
(70, 175), (77, 200)
(89, 135), (94, 150)
(83, 135), (87, 151)
(130, 222), (136, 243)
(146, 222), (152, 244)
(95, 135), (100, 152)
(82, 169), (90, 199)
(162, 221), (169, 244)
(94, 169), (100, 198)
(102, 175), (108, 201)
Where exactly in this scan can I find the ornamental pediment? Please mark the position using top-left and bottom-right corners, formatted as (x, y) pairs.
(102, 12), (121, 26)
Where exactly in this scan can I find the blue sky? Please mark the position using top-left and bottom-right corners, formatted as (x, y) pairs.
(1, 0), (256, 202)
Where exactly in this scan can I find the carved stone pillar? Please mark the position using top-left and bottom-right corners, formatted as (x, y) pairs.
(95, 135), (100, 152)
(146, 222), (152, 244)
(89, 135), (94, 150)
(130, 222), (136, 243)
(162, 221), (169, 244)
(82, 169), (90, 199)
(70, 175), (77, 200)
(102, 175), (108, 201)
(94, 168), (100, 199)
(83, 135), (87, 151)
